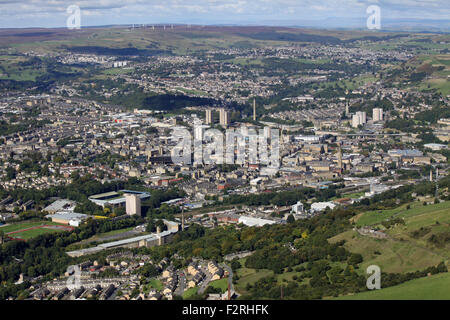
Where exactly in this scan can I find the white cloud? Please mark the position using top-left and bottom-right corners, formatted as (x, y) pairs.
(0, 0), (448, 28)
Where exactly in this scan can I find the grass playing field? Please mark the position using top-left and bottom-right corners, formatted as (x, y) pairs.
(0, 220), (71, 240)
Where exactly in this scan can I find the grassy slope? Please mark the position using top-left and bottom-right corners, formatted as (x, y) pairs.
(333, 272), (450, 300)
(207, 278), (228, 293)
(354, 201), (450, 227)
(330, 201), (450, 274)
(182, 287), (199, 299)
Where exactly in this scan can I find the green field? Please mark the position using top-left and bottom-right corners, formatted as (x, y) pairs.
(344, 191), (365, 199)
(0, 220), (70, 240)
(174, 87), (208, 96)
(330, 230), (444, 273)
(0, 220), (62, 233)
(330, 201), (450, 274)
(408, 54), (450, 95)
(226, 58), (264, 66)
(10, 228), (62, 240)
(182, 287), (199, 299)
(102, 68), (135, 75)
(207, 278), (228, 293)
(354, 201), (450, 227)
(234, 258), (274, 294)
(143, 278), (163, 293)
(333, 272), (450, 300)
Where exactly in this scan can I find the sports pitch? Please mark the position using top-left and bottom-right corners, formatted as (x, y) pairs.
(0, 221), (73, 240)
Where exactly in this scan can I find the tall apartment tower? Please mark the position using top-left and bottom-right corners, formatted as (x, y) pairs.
(205, 109), (213, 124)
(253, 98), (257, 121)
(125, 193), (141, 216)
(352, 111), (367, 128)
(352, 114), (359, 128)
(360, 111), (367, 124)
(219, 108), (230, 126)
(373, 108), (383, 122)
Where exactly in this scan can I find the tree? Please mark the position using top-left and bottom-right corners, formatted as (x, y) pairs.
(155, 219), (167, 232)
(230, 259), (241, 271)
(286, 214), (295, 224)
(146, 219), (156, 233)
(347, 253), (363, 266)
(5, 167), (16, 180)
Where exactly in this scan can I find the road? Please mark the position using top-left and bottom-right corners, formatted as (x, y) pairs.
(220, 263), (235, 298)
(198, 266), (213, 294)
(174, 271), (186, 297)
(224, 251), (254, 261)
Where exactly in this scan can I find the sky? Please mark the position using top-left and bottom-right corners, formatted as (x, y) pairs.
(0, 0), (449, 29)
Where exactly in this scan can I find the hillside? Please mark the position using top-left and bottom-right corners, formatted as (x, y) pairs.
(329, 201), (450, 274)
(333, 272), (450, 300)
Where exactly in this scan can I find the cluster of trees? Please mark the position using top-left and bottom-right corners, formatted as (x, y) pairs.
(241, 261), (367, 300)
(415, 105), (450, 124)
(428, 232), (450, 248)
(354, 180), (438, 212)
(241, 259), (447, 300)
(0, 173), (185, 218)
(0, 216), (142, 285)
(380, 262), (447, 288)
(216, 187), (317, 207)
(385, 118), (428, 134)
(381, 217), (405, 229)
(0, 119), (49, 136)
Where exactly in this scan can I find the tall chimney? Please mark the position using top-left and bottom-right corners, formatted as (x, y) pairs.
(338, 144), (343, 172)
(253, 98), (256, 121)
(157, 226), (162, 245)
